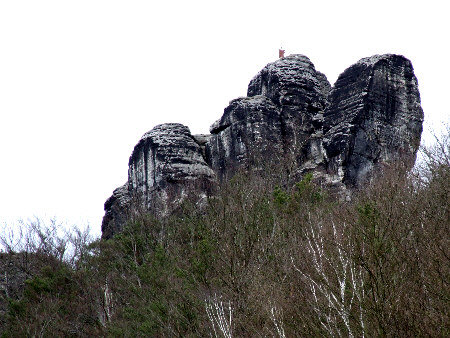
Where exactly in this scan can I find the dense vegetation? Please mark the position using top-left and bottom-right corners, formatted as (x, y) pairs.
(1, 133), (449, 337)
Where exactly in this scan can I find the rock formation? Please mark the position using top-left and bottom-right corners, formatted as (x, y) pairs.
(206, 95), (283, 180)
(102, 53), (424, 238)
(102, 124), (216, 239)
(323, 54), (424, 186)
(247, 55), (331, 180)
(101, 184), (131, 240)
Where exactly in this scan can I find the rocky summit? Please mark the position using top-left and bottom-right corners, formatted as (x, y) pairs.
(323, 54), (424, 186)
(101, 123), (216, 239)
(102, 54), (424, 238)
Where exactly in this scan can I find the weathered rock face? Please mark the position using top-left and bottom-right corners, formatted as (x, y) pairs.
(101, 184), (131, 240)
(128, 123), (216, 200)
(246, 55), (331, 179)
(206, 95), (283, 180)
(206, 54), (331, 183)
(102, 123), (216, 239)
(323, 54), (424, 186)
(102, 53), (424, 238)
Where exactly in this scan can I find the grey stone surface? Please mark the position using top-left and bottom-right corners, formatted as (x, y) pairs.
(206, 95), (283, 180)
(128, 123), (215, 197)
(101, 184), (131, 240)
(102, 123), (216, 239)
(246, 55), (331, 181)
(323, 54), (424, 186)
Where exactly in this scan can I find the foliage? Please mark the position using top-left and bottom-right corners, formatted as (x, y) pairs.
(1, 133), (449, 337)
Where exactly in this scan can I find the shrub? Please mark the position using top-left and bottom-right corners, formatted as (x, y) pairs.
(1, 131), (448, 336)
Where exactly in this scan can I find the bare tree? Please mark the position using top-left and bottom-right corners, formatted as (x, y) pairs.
(205, 294), (233, 338)
(292, 216), (366, 337)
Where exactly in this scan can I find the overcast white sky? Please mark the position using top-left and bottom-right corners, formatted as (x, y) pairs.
(0, 0), (448, 237)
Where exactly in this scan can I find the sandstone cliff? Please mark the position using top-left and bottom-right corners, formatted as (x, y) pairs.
(101, 124), (216, 239)
(323, 54), (423, 186)
(102, 54), (423, 239)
